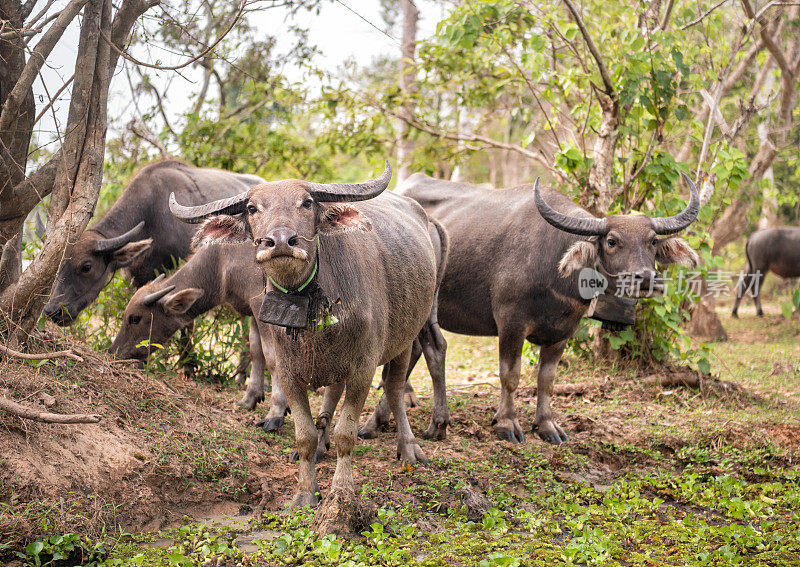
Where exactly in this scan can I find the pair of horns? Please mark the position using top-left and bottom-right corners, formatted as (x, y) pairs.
(169, 161), (393, 224)
(142, 273), (176, 305)
(94, 221), (146, 253)
(535, 172), (700, 236)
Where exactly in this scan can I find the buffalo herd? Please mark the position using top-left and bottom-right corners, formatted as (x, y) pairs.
(51, 157), (800, 531)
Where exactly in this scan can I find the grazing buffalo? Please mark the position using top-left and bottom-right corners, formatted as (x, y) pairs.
(397, 172), (701, 445)
(169, 162), (442, 533)
(731, 227), (800, 318)
(43, 160), (264, 325)
(108, 243), (292, 430)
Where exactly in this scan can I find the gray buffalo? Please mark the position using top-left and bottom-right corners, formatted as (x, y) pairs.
(43, 160), (264, 325)
(394, 172), (700, 445)
(731, 227), (800, 318)
(169, 162), (443, 533)
(108, 243), (291, 429)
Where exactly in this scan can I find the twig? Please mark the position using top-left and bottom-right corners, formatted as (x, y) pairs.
(33, 72), (75, 125)
(561, 0), (615, 97)
(0, 343), (83, 362)
(99, 0), (246, 71)
(0, 396), (100, 423)
(680, 0), (731, 30)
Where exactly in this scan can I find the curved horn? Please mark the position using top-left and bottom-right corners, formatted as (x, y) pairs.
(651, 172), (700, 235)
(94, 221), (146, 253)
(142, 284), (176, 306)
(169, 191), (249, 224)
(534, 178), (609, 236)
(307, 160), (391, 202)
(151, 273), (166, 285)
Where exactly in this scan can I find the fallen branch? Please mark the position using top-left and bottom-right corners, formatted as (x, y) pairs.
(643, 372), (743, 395)
(0, 343), (83, 362)
(0, 396), (100, 424)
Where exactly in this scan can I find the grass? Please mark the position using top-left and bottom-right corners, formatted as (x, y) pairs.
(4, 302), (800, 566)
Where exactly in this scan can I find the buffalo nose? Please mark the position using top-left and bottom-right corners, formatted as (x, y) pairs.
(261, 228), (299, 251)
(633, 269), (660, 290)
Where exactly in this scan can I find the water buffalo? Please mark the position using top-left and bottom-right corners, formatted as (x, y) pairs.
(396, 172), (701, 445)
(108, 243), (291, 430)
(169, 162), (442, 533)
(731, 227), (800, 318)
(43, 160), (264, 325)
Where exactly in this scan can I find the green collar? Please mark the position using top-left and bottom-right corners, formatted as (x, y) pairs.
(268, 235), (319, 294)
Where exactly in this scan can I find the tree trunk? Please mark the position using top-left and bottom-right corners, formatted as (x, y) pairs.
(0, 0), (154, 343)
(396, 0), (419, 185)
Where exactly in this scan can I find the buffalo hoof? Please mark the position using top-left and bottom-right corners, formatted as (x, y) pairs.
(291, 490), (319, 509)
(404, 390), (421, 408)
(256, 416), (284, 432)
(291, 444), (328, 464)
(421, 417), (449, 441)
(757, 310), (764, 317)
(237, 392), (264, 410)
(493, 418), (526, 444)
(533, 420), (569, 445)
(731, 311), (739, 319)
(397, 438), (429, 466)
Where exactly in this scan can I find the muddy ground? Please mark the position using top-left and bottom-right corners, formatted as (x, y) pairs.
(1, 301), (799, 566)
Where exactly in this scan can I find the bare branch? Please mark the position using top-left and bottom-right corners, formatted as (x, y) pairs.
(381, 103), (560, 178)
(0, 0), (90, 135)
(741, 0), (791, 74)
(99, 0), (245, 71)
(561, 0), (615, 96)
(0, 342), (83, 362)
(680, 0), (731, 30)
(128, 119), (170, 158)
(660, 0), (676, 29)
(33, 72), (74, 125)
(0, 395), (100, 424)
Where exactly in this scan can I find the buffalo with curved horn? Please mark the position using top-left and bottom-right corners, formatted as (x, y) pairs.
(382, 170), (700, 446)
(44, 160), (265, 326)
(170, 161), (448, 535)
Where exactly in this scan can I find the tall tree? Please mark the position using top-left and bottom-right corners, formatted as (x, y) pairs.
(396, 0), (419, 184)
(0, 0), (156, 344)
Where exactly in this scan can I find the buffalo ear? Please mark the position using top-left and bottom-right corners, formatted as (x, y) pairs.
(161, 288), (204, 315)
(557, 239), (598, 276)
(112, 238), (153, 267)
(318, 204), (372, 235)
(192, 215), (249, 250)
(656, 237), (700, 267)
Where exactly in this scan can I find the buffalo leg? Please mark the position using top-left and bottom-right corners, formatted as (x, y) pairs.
(233, 317), (251, 388)
(752, 271), (765, 316)
(359, 340), (423, 438)
(532, 340), (569, 445)
(292, 382), (345, 463)
(255, 330), (290, 432)
(384, 346), (428, 464)
(420, 322), (449, 441)
(283, 377), (320, 508)
(492, 327), (526, 443)
(314, 371), (373, 535)
(238, 324), (265, 409)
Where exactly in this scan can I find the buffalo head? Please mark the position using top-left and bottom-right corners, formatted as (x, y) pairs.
(109, 274), (204, 361)
(169, 162), (391, 291)
(536, 173), (700, 296)
(44, 222), (153, 325)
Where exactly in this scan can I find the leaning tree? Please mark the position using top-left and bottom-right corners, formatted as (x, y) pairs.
(0, 0), (158, 345)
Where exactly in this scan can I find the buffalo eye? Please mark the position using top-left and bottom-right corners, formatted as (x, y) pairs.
(301, 199), (314, 210)
(606, 238), (617, 249)
(80, 262), (92, 273)
(128, 314), (142, 325)
(651, 237), (659, 247)
(246, 204), (257, 215)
